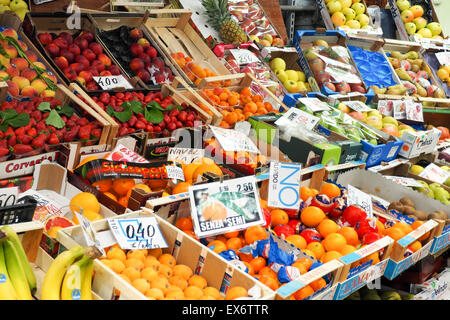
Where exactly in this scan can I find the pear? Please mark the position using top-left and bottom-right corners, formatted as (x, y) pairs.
(411, 64), (420, 73)
(391, 51), (406, 60)
(408, 59), (423, 67)
(370, 85), (386, 94)
(405, 51), (419, 60)
(381, 291), (402, 300)
(395, 68), (414, 82)
(429, 183), (441, 193)
(422, 63), (432, 75)
(415, 83), (427, 97)
(433, 88), (445, 99)
(434, 188), (449, 203)
(388, 57), (401, 69)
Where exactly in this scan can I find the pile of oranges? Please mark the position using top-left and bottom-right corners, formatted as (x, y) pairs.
(100, 246), (249, 300)
(170, 52), (230, 87)
(201, 87), (279, 128)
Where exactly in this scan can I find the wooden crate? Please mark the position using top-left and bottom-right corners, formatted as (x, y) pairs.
(56, 209), (276, 300)
(143, 9), (231, 87)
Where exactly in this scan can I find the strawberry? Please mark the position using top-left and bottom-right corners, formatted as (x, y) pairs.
(0, 147), (9, 157)
(13, 144), (33, 155)
(48, 132), (60, 145)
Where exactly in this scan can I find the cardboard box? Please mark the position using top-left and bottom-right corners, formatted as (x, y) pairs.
(56, 209), (276, 300)
(398, 129), (441, 159)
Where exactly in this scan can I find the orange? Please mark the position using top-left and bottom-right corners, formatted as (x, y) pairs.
(146, 287), (164, 300)
(118, 196), (128, 208)
(393, 222), (413, 235)
(340, 244), (357, 256)
(301, 206), (326, 227)
(300, 186), (315, 201)
(70, 192), (100, 214)
(112, 178), (135, 197)
(92, 179), (112, 192)
(385, 227), (406, 241)
(249, 257), (266, 274)
(76, 155), (99, 169)
(104, 192), (118, 202)
(148, 248), (163, 258)
(127, 250), (146, 262)
(240, 87), (251, 96)
(285, 235), (307, 250)
(159, 264), (173, 278)
(244, 225), (267, 244)
(243, 102), (257, 114)
(169, 275), (188, 291)
(145, 179), (168, 191)
(294, 257), (313, 270)
(150, 277), (170, 294)
(322, 233), (347, 252)
(243, 262), (254, 276)
(302, 249), (317, 260)
(202, 201), (227, 221)
(132, 278), (150, 294)
(173, 264), (193, 280)
(192, 164), (223, 182)
(207, 240), (227, 253)
(223, 230), (239, 238)
(411, 221), (430, 241)
(216, 235), (228, 243)
(184, 285), (204, 299)
(306, 242), (324, 259)
(106, 247), (126, 262)
(293, 285), (314, 300)
(259, 266), (277, 279)
(158, 253), (176, 267)
(171, 181), (191, 195)
(239, 252), (254, 263)
(225, 286), (248, 300)
(188, 275), (207, 289)
(165, 287), (184, 300)
(175, 217), (193, 231)
(408, 240), (422, 253)
(320, 251), (342, 263)
(125, 258), (144, 271)
(338, 227), (359, 246)
(259, 275), (279, 290)
(310, 278), (327, 292)
(317, 219), (339, 238)
(203, 287), (221, 300)
(226, 237), (243, 251)
(121, 267), (141, 282)
(126, 184), (152, 198)
(144, 257), (160, 271)
(270, 209), (289, 227)
(292, 262), (308, 275)
(183, 162), (201, 183)
(320, 183), (341, 199)
(376, 219), (385, 235)
(141, 267), (158, 282)
(119, 274), (131, 284)
(109, 259), (125, 273)
(361, 251), (380, 265)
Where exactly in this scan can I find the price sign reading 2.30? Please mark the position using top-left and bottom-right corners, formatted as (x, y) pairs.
(108, 217), (168, 250)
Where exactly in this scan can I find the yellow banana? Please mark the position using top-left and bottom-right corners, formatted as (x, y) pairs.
(3, 239), (33, 300)
(0, 241), (18, 300)
(0, 226), (36, 293)
(41, 245), (85, 300)
(61, 255), (90, 300)
(80, 259), (94, 300)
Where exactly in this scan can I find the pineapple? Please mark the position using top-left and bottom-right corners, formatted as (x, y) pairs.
(202, 0), (247, 44)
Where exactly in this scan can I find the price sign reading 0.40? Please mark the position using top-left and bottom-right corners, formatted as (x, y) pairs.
(108, 217), (168, 250)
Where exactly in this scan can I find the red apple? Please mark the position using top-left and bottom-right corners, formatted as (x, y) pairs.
(86, 81), (100, 91)
(145, 46), (157, 59)
(63, 67), (77, 81)
(137, 69), (150, 83)
(46, 43), (60, 57)
(68, 44), (81, 56)
(75, 55), (90, 69)
(54, 56), (69, 70)
(88, 67), (99, 77)
(99, 70), (112, 76)
(154, 73), (166, 83)
(58, 32), (73, 45)
(79, 70), (93, 83)
(60, 49), (75, 63)
(98, 54), (111, 67)
(138, 53), (151, 66)
(79, 31), (94, 43)
(151, 57), (165, 71)
(53, 37), (68, 49)
(129, 58), (144, 71)
(89, 42), (103, 56)
(130, 43), (144, 56)
(108, 65), (121, 75)
(82, 49), (96, 62)
(91, 60), (105, 72)
(74, 37), (88, 50)
(130, 28), (143, 39)
(70, 62), (85, 73)
(38, 33), (53, 46)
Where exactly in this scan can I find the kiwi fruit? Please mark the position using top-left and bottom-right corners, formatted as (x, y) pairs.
(388, 201), (404, 213)
(428, 212), (441, 220)
(434, 210), (447, 220)
(402, 206), (416, 215)
(399, 197), (415, 208)
(414, 210), (428, 221)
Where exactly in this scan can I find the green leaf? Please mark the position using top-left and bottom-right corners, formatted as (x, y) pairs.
(146, 108), (163, 124)
(114, 109), (133, 123)
(129, 100), (144, 115)
(0, 122), (9, 132)
(106, 105), (115, 116)
(8, 113), (30, 128)
(165, 105), (182, 111)
(147, 101), (165, 111)
(37, 102), (51, 112)
(57, 105), (75, 117)
(45, 110), (65, 129)
(0, 109), (18, 122)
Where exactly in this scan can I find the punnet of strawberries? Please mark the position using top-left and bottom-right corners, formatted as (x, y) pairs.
(0, 97), (103, 159)
(82, 90), (201, 138)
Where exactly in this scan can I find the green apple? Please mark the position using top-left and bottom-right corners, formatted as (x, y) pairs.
(342, 7), (356, 20)
(9, 0), (27, 11)
(368, 110), (382, 119)
(413, 17), (427, 30)
(339, 0), (352, 9)
(286, 70), (299, 82)
(405, 22), (417, 35)
(296, 71), (306, 82)
(270, 57), (286, 71)
(366, 115), (382, 130)
(283, 80), (300, 93)
(409, 164), (424, 175)
(313, 39), (329, 47)
(417, 27), (432, 38)
(356, 13), (370, 26)
(426, 22), (442, 36)
(351, 2), (365, 15)
(441, 166), (450, 172)
(276, 69), (288, 83)
(346, 19), (361, 29)
(444, 177), (450, 187)
(327, 0), (342, 14)
(396, 0), (411, 12)
(382, 116), (398, 126)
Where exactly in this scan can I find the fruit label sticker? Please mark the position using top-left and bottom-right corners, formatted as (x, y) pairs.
(347, 185), (373, 219)
(210, 126), (260, 154)
(345, 101), (372, 113)
(74, 211), (105, 256)
(229, 49), (259, 65)
(393, 100), (406, 120)
(297, 98), (330, 112)
(384, 176), (424, 188)
(267, 161), (302, 209)
(405, 101), (423, 122)
(93, 75), (133, 91)
(188, 176), (265, 238)
(108, 217), (168, 250)
(167, 148), (204, 164)
(274, 107), (320, 131)
(0, 186), (18, 207)
(435, 52), (450, 66)
(106, 144), (149, 163)
(377, 100), (393, 117)
(418, 163), (450, 184)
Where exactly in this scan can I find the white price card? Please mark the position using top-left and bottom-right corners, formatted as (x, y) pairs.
(384, 176), (424, 188)
(418, 163), (450, 184)
(74, 211), (106, 256)
(166, 165), (185, 181)
(274, 107), (320, 130)
(377, 100), (393, 117)
(93, 75), (133, 90)
(435, 52), (450, 66)
(347, 184), (373, 219)
(297, 98), (331, 112)
(210, 126), (260, 154)
(108, 217), (168, 250)
(168, 148), (204, 164)
(393, 100), (407, 120)
(345, 100), (373, 112)
(406, 101), (423, 122)
(0, 187), (18, 207)
(188, 176), (265, 238)
(234, 121), (252, 136)
(229, 49), (260, 65)
(267, 161), (302, 209)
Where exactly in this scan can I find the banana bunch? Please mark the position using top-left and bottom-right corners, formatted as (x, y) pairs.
(0, 226), (37, 300)
(41, 245), (101, 300)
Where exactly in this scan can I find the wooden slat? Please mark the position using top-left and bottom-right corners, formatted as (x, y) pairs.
(155, 27), (188, 54)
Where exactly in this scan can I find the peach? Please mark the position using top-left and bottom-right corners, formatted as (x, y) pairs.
(69, 62), (84, 73)
(88, 42), (103, 56)
(79, 70), (93, 83)
(41, 72), (57, 84)
(38, 33), (53, 46)
(2, 28), (18, 40)
(17, 40), (28, 52)
(99, 70), (112, 76)
(6, 81), (19, 96)
(32, 62), (47, 70)
(130, 28), (143, 39)
(75, 76), (86, 86)
(4, 45), (18, 59)
(98, 53), (111, 67)
(54, 56), (69, 70)
(0, 54), (10, 66)
(41, 89), (56, 98)
(0, 70), (9, 81)
(137, 38), (150, 48)
(5, 65), (19, 78)
(129, 58), (144, 71)
(21, 68), (38, 82)
(25, 50), (38, 63)
(21, 85), (39, 98)
(31, 79), (48, 94)
(12, 76), (30, 90)
(11, 58), (29, 72)
(46, 43), (60, 57)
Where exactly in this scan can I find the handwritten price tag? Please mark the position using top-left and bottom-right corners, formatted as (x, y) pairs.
(418, 163), (450, 184)
(435, 52), (450, 66)
(268, 161), (302, 209)
(210, 126), (260, 154)
(166, 165), (185, 181)
(345, 101), (373, 112)
(229, 49), (260, 65)
(168, 148), (204, 164)
(393, 100), (407, 120)
(108, 217), (168, 250)
(93, 75), (133, 90)
(406, 101), (423, 122)
(274, 107), (320, 130)
(347, 184), (373, 219)
(0, 187), (18, 207)
(384, 176), (424, 188)
(297, 98), (331, 112)
(377, 100), (393, 117)
(74, 211), (106, 256)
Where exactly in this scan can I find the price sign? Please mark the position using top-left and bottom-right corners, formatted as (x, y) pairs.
(0, 187), (18, 207)
(93, 75), (133, 90)
(74, 211), (105, 256)
(406, 101), (423, 122)
(229, 49), (260, 65)
(166, 165), (185, 181)
(393, 100), (407, 120)
(435, 52), (450, 66)
(210, 126), (260, 154)
(108, 217), (168, 250)
(347, 185), (373, 218)
(188, 176), (265, 238)
(168, 148), (204, 164)
(345, 101), (373, 112)
(297, 98), (331, 112)
(267, 161), (302, 209)
(377, 100), (394, 117)
(384, 176), (424, 188)
(274, 107), (320, 130)
(418, 163), (450, 184)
